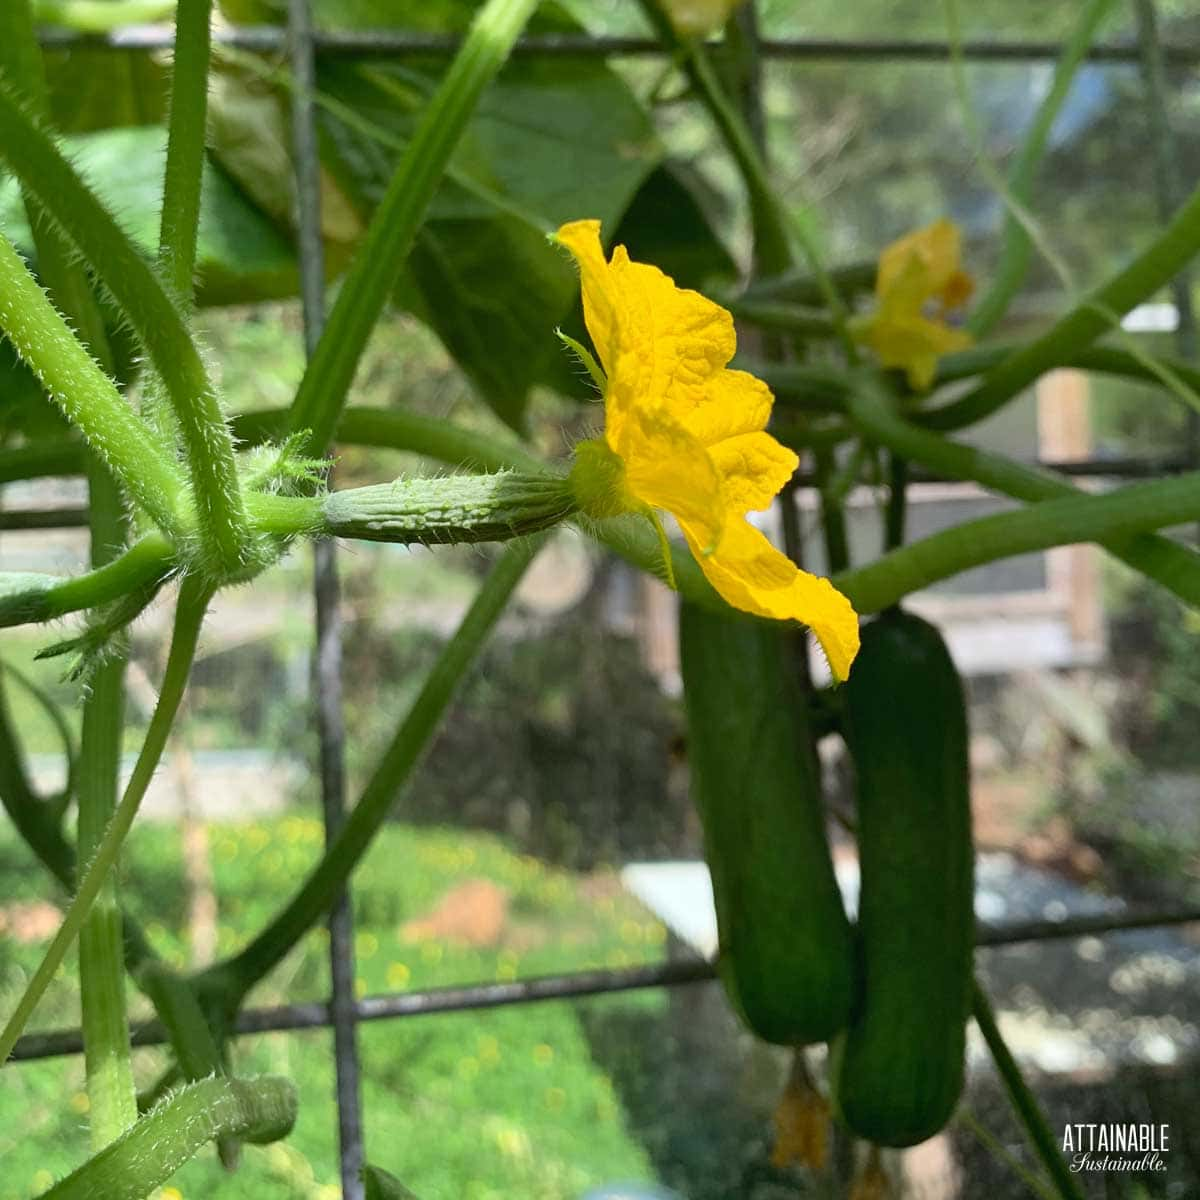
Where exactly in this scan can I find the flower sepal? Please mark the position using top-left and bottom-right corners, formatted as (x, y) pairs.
(569, 438), (632, 521)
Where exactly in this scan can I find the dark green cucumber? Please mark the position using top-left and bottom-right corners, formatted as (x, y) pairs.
(836, 609), (974, 1146)
(679, 603), (854, 1045)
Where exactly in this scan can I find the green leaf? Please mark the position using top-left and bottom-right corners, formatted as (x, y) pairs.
(0, 337), (66, 443)
(303, 3), (659, 430)
(41, 46), (167, 132)
(395, 215), (578, 430)
(0, 126), (298, 306)
(610, 160), (739, 292)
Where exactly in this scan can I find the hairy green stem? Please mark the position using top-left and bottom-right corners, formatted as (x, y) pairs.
(968, 0), (1118, 336)
(139, 966), (225, 1085)
(0, 86), (251, 569)
(286, 0), (540, 457)
(834, 469), (1200, 614)
(37, 1075), (297, 1200)
(202, 537), (543, 1000)
(0, 533), (175, 628)
(849, 382), (1200, 604)
(0, 578), (210, 1066)
(972, 981), (1085, 1200)
(76, 465), (137, 1147)
(158, 0), (212, 301)
(923, 178), (1200, 430)
(0, 233), (184, 533)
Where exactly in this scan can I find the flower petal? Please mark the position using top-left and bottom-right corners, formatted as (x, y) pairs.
(709, 432), (799, 515)
(554, 220), (736, 443)
(619, 409), (726, 552)
(683, 368), (775, 446)
(554, 220), (623, 379)
(876, 218), (964, 302)
(683, 519), (860, 681)
(855, 308), (972, 391)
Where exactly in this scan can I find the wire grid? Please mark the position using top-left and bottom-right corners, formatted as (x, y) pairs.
(10, 8), (1200, 1195)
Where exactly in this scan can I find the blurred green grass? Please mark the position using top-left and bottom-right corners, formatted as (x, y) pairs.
(0, 816), (668, 1200)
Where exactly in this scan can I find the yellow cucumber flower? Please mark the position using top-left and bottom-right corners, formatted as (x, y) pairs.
(554, 219), (860, 681)
(852, 218), (974, 391)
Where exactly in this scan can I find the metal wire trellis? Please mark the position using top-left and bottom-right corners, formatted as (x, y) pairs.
(10, 904), (1200, 1064)
(7, 8), (1200, 1196)
(287, 1), (365, 1193)
(32, 27), (1200, 65)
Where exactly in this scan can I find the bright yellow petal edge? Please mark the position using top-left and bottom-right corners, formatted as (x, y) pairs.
(553, 219), (860, 681)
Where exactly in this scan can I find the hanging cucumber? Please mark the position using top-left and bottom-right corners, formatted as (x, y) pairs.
(679, 603), (854, 1046)
(835, 608), (974, 1146)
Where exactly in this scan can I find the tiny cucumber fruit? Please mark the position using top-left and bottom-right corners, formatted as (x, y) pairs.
(835, 608), (974, 1147)
(679, 602), (854, 1045)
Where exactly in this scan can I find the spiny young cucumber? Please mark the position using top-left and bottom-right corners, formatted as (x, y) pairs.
(321, 472), (575, 545)
(679, 603), (854, 1045)
(835, 608), (974, 1146)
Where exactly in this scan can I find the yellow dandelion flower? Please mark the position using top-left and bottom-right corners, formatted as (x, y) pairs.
(852, 217), (974, 392)
(554, 219), (860, 681)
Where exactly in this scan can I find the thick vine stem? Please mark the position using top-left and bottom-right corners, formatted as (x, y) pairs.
(158, 0), (213, 302)
(922, 177), (1200, 431)
(833, 468), (1200, 615)
(36, 1075), (298, 1200)
(0, 233), (186, 536)
(847, 380), (1200, 606)
(0, 533), (175, 629)
(77, 465), (138, 1148)
(285, 0), (541, 457)
(0, 84), (251, 571)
